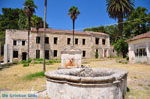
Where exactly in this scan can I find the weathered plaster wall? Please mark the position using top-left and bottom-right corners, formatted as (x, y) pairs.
(128, 38), (150, 64)
(4, 29), (115, 62)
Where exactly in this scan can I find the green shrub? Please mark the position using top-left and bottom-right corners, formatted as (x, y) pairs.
(31, 58), (61, 64)
(33, 58), (43, 61)
(95, 51), (99, 58)
(54, 59), (61, 63)
(32, 58), (44, 64)
(23, 63), (29, 67)
(28, 58), (32, 63)
(47, 59), (61, 64)
(24, 71), (45, 80)
(34, 61), (43, 64)
(20, 59), (31, 67)
(20, 60), (27, 64)
(48, 60), (54, 64)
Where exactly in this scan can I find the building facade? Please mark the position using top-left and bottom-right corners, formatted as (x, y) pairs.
(127, 32), (150, 64)
(4, 28), (114, 63)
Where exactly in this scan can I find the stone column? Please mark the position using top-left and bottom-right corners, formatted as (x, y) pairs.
(4, 44), (8, 63)
(146, 43), (150, 64)
(102, 48), (105, 58)
(106, 49), (110, 57)
(19, 48), (22, 61)
(128, 44), (135, 63)
(9, 45), (13, 63)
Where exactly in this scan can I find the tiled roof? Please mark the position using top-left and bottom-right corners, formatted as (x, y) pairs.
(126, 32), (150, 42)
(31, 28), (109, 36)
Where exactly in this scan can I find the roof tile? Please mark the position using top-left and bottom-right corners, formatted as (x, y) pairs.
(126, 32), (150, 42)
(31, 28), (108, 36)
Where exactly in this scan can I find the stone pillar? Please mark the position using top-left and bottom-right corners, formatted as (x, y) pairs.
(98, 48), (103, 58)
(146, 43), (150, 64)
(9, 45), (13, 63)
(106, 49), (110, 57)
(19, 49), (22, 61)
(102, 48), (105, 58)
(128, 44), (135, 63)
(4, 44), (8, 63)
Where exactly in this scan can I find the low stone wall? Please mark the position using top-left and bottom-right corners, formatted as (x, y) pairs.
(45, 68), (128, 99)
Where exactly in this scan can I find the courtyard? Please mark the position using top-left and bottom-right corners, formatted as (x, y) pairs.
(0, 58), (150, 99)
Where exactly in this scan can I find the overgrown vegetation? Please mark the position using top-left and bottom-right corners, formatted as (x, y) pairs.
(19, 58), (61, 67)
(113, 39), (128, 58)
(84, 6), (150, 57)
(95, 51), (99, 58)
(32, 58), (61, 64)
(20, 58), (32, 67)
(0, 8), (48, 44)
(24, 71), (45, 80)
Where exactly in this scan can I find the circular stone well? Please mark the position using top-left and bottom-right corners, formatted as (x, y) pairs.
(45, 67), (128, 99)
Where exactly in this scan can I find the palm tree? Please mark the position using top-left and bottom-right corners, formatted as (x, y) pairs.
(106, 0), (134, 38)
(43, 0), (47, 72)
(23, 0), (37, 61)
(31, 15), (43, 30)
(68, 6), (80, 46)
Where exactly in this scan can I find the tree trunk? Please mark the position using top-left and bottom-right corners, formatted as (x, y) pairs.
(72, 19), (75, 46)
(43, 0), (47, 72)
(118, 15), (123, 38)
(28, 16), (31, 60)
(0, 43), (1, 57)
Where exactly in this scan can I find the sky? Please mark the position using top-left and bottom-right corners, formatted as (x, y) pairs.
(0, 0), (150, 31)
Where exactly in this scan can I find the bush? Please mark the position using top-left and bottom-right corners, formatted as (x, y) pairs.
(95, 51), (99, 58)
(20, 59), (32, 67)
(32, 58), (43, 64)
(20, 60), (27, 64)
(113, 39), (128, 58)
(23, 63), (29, 67)
(33, 58), (43, 61)
(47, 59), (61, 64)
(30, 58), (61, 64)
(28, 58), (32, 63)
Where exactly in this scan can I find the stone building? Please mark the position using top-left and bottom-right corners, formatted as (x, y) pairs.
(127, 32), (150, 64)
(4, 28), (114, 63)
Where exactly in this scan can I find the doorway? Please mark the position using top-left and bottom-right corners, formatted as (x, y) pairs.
(45, 50), (49, 59)
(22, 52), (27, 60)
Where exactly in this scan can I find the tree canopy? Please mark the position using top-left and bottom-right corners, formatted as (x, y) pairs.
(68, 6), (80, 21)
(106, 0), (134, 36)
(84, 6), (150, 57)
(23, 0), (37, 17)
(0, 8), (48, 41)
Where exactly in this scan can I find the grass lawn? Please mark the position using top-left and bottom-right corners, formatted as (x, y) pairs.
(0, 58), (150, 99)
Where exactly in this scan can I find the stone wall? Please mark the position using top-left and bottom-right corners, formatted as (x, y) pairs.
(4, 29), (115, 62)
(45, 68), (128, 99)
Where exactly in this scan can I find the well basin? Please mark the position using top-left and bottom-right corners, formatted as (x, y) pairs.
(45, 67), (128, 99)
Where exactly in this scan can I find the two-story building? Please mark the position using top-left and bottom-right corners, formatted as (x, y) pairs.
(4, 28), (114, 63)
